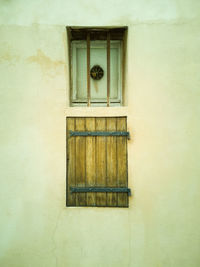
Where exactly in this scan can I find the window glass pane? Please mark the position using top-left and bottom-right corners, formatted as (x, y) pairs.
(71, 38), (123, 105)
(110, 47), (119, 99)
(90, 41), (107, 100)
(76, 45), (87, 99)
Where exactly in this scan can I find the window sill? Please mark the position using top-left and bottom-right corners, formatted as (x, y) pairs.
(64, 106), (128, 117)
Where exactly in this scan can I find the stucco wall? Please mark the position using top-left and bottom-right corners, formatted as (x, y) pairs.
(0, 1), (200, 266)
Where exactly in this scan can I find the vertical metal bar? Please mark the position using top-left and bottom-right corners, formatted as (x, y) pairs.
(107, 31), (110, 107)
(87, 32), (90, 107)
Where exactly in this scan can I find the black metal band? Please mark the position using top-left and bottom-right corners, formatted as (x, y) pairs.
(69, 131), (130, 138)
(70, 187), (131, 196)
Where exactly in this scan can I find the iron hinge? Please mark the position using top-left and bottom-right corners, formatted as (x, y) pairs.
(70, 187), (131, 196)
(69, 131), (130, 138)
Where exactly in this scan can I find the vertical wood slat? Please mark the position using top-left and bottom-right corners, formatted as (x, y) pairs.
(117, 117), (128, 207)
(75, 118), (86, 206)
(96, 118), (107, 206)
(107, 32), (110, 107)
(87, 32), (91, 107)
(67, 118), (76, 206)
(106, 117), (117, 206)
(86, 118), (96, 206)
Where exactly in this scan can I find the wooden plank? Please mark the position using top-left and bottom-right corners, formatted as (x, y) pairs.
(106, 117), (117, 206)
(87, 32), (91, 106)
(86, 118), (96, 206)
(75, 118), (86, 206)
(117, 117), (128, 207)
(96, 118), (107, 206)
(107, 32), (110, 107)
(67, 118), (76, 206)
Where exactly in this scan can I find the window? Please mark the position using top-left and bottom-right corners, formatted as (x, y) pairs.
(66, 117), (130, 207)
(67, 27), (127, 107)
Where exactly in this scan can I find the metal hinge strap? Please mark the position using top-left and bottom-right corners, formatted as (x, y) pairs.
(69, 131), (130, 138)
(70, 187), (131, 196)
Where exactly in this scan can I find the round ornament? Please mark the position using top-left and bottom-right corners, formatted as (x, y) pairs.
(90, 65), (104, 80)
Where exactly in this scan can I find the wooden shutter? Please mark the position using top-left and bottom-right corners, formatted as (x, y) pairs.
(66, 117), (130, 207)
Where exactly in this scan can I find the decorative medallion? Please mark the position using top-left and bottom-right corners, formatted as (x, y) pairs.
(90, 65), (104, 80)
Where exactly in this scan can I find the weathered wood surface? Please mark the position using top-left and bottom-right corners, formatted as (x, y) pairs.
(86, 118), (96, 205)
(106, 118), (117, 206)
(117, 117), (128, 207)
(96, 118), (107, 206)
(75, 118), (86, 206)
(67, 118), (76, 206)
(66, 117), (128, 207)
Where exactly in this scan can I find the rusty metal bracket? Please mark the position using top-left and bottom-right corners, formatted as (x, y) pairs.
(70, 187), (131, 196)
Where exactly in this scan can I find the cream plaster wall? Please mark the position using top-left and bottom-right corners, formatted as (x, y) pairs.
(0, 1), (200, 266)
